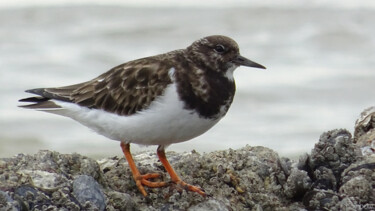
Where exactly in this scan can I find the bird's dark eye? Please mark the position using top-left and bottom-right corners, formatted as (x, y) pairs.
(214, 44), (226, 53)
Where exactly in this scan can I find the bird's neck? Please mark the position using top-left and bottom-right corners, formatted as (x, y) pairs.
(174, 59), (236, 119)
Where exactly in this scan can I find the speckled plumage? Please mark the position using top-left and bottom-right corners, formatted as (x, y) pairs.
(20, 35), (265, 120)
(20, 35), (266, 145)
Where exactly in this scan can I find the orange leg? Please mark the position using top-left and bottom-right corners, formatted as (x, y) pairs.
(157, 146), (206, 196)
(120, 142), (166, 196)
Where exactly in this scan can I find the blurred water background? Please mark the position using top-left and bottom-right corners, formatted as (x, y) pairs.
(1, 0), (374, 158)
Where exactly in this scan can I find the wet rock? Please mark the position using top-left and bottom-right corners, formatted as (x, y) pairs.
(73, 175), (106, 211)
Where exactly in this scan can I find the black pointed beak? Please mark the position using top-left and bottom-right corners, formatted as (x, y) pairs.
(233, 55), (266, 69)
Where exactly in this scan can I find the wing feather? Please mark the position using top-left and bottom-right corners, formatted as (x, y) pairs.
(19, 57), (174, 116)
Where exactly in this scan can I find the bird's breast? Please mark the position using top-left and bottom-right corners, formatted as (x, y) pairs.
(174, 68), (236, 119)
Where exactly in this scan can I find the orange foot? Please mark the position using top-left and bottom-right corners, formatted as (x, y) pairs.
(172, 179), (206, 196)
(133, 173), (167, 196)
(120, 142), (206, 197)
(157, 146), (206, 197)
(120, 142), (167, 196)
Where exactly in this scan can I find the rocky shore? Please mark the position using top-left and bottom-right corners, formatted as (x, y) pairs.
(1, 107), (374, 211)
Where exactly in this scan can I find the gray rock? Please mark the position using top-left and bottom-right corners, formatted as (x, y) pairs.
(354, 106), (375, 156)
(1, 109), (375, 210)
(312, 166), (336, 190)
(298, 128), (375, 210)
(340, 176), (371, 204)
(73, 175), (106, 211)
(339, 156), (375, 207)
(284, 168), (312, 199)
(309, 129), (362, 179)
(17, 169), (68, 192)
(187, 199), (230, 211)
(0, 190), (19, 211)
(302, 189), (340, 210)
(337, 197), (363, 211)
(105, 191), (136, 211)
(354, 107), (375, 140)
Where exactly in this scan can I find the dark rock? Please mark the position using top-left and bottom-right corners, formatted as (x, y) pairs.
(309, 129), (362, 179)
(283, 168), (311, 199)
(72, 175), (106, 211)
(299, 127), (375, 210)
(14, 185), (52, 210)
(312, 167), (336, 190)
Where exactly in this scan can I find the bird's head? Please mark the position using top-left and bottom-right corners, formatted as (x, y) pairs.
(186, 35), (265, 79)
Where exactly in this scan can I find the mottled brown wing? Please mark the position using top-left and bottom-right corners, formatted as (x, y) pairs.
(66, 58), (173, 116)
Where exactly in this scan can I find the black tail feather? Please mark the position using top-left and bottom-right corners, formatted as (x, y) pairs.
(22, 88), (71, 102)
(19, 96), (49, 103)
(19, 88), (62, 109)
(25, 88), (46, 96)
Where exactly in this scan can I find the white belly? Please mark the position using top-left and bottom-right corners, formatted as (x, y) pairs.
(46, 83), (221, 146)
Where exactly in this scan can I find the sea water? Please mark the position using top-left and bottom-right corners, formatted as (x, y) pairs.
(1, 1), (374, 158)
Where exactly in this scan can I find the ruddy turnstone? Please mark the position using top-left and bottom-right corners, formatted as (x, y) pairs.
(19, 35), (266, 196)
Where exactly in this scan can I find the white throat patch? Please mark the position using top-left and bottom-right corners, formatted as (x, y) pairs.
(224, 65), (237, 81)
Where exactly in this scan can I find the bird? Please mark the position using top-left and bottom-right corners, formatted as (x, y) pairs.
(19, 35), (266, 197)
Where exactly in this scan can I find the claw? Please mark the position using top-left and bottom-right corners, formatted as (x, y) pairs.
(157, 146), (206, 197)
(175, 180), (206, 196)
(134, 173), (167, 196)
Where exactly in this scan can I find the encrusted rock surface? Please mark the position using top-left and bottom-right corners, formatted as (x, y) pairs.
(354, 106), (375, 156)
(1, 108), (374, 210)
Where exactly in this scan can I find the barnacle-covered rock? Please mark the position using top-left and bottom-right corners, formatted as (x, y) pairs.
(1, 110), (375, 210)
(354, 106), (375, 156)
